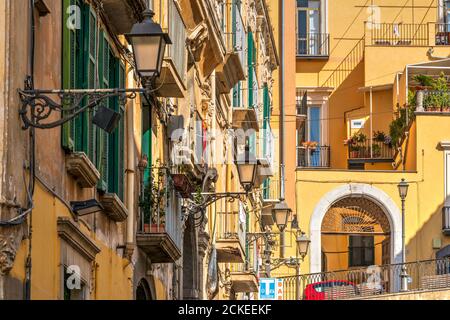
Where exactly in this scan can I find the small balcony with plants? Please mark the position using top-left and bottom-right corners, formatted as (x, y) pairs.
(409, 73), (450, 113)
(346, 131), (394, 163)
(137, 165), (182, 263)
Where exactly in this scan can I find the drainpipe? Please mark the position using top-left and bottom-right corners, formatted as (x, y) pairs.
(211, 71), (216, 167)
(279, 0), (285, 258)
(370, 87), (373, 159)
(126, 82), (136, 256)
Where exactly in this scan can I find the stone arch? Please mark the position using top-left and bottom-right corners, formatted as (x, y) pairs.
(309, 184), (402, 273)
(136, 278), (154, 300)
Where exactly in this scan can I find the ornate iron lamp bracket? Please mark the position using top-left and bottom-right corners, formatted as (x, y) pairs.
(18, 88), (145, 130)
(185, 192), (247, 215)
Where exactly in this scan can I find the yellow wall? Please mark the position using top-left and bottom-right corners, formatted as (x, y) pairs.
(9, 185), (132, 300)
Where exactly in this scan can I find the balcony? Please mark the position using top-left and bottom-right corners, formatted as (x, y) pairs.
(137, 167), (182, 263)
(281, 258), (450, 300)
(215, 199), (246, 263)
(415, 90), (450, 113)
(254, 124), (275, 186)
(435, 24), (450, 46)
(297, 145), (330, 168)
(261, 179), (279, 227)
(216, 3), (246, 94)
(101, 0), (145, 35)
(443, 205), (450, 236)
(155, 0), (186, 98)
(369, 23), (428, 46)
(229, 242), (259, 293)
(296, 33), (330, 58)
(232, 106), (260, 132)
(347, 138), (394, 163)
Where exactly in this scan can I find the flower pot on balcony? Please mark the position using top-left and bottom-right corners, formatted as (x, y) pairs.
(171, 173), (194, 198)
(350, 151), (359, 158)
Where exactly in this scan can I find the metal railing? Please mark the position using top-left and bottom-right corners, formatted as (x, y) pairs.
(435, 23), (450, 45)
(416, 90), (450, 112)
(443, 206), (450, 235)
(370, 23), (429, 46)
(229, 236), (260, 276)
(297, 33), (330, 57)
(216, 198), (246, 253)
(281, 258), (450, 300)
(297, 146), (330, 168)
(223, 2), (246, 69)
(348, 139), (394, 160)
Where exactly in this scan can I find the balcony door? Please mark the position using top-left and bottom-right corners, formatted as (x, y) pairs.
(297, 106), (323, 167)
(297, 0), (321, 55)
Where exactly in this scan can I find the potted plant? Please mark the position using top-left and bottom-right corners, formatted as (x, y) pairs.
(413, 74), (434, 91)
(302, 141), (319, 150)
(374, 131), (386, 143)
(353, 132), (367, 144)
(350, 145), (360, 158)
(372, 144), (382, 158)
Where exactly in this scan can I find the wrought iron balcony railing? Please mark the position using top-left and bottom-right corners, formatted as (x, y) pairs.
(415, 90), (450, 112)
(369, 23), (428, 46)
(297, 33), (330, 57)
(297, 145), (330, 168)
(281, 258), (450, 300)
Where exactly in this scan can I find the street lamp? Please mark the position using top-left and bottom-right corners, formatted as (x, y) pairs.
(19, 8), (171, 131)
(272, 201), (291, 232)
(125, 9), (172, 80)
(296, 232), (310, 261)
(398, 178), (409, 291)
(235, 147), (258, 193)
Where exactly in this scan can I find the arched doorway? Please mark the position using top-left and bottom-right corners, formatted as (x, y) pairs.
(136, 279), (152, 300)
(321, 197), (391, 271)
(309, 184), (402, 274)
(183, 216), (199, 299)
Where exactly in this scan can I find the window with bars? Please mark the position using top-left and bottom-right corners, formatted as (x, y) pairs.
(62, 0), (125, 199)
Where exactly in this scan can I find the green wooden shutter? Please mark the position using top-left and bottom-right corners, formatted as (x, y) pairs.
(86, 7), (97, 162)
(62, 0), (76, 151)
(108, 58), (125, 200)
(248, 32), (254, 109)
(96, 32), (109, 192)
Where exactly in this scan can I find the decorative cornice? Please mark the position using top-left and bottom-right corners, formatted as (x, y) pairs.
(66, 152), (100, 188)
(57, 217), (100, 261)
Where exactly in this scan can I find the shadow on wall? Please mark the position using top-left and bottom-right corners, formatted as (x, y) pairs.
(406, 199), (450, 262)
(327, 60), (365, 169)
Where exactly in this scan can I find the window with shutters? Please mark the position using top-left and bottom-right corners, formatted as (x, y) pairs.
(62, 0), (125, 200)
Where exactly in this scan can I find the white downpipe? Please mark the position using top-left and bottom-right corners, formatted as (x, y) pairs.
(370, 87), (373, 159)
